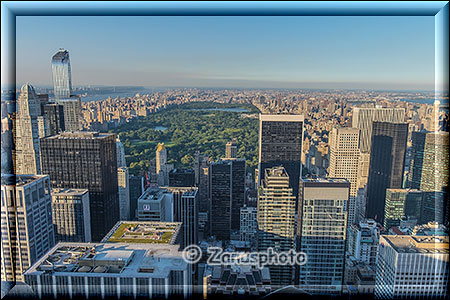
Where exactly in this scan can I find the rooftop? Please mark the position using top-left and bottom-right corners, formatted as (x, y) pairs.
(259, 114), (304, 122)
(302, 177), (350, 184)
(101, 221), (181, 245)
(24, 242), (186, 278)
(51, 188), (89, 197)
(1, 174), (47, 186)
(44, 131), (114, 140)
(381, 235), (449, 255)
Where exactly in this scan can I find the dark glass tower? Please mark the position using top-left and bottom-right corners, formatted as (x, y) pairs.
(258, 114), (303, 203)
(40, 132), (119, 241)
(43, 103), (65, 135)
(365, 122), (408, 224)
(169, 168), (195, 187)
(209, 161), (232, 240)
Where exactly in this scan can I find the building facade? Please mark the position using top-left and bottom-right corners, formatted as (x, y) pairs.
(365, 122), (408, 224)
(239, 205), (257, 243)
(1, 175), (55, 282)
(352, 107), (405, 153)
(40, 131), (119, 241)
(257, 167), (296, 287)
(258, 114), (304, 204)
(117, 167), (130, 221)
(375, 235), (448, 298)
(297, 178), (349, 294)
(51, 188), (91, 242)
(51, 49), (72, 100)
(15, 84), (42, 175)
(328, 127), (360, 225)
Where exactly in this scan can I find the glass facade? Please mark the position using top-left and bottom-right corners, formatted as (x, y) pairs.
(51, 49), (72, 100)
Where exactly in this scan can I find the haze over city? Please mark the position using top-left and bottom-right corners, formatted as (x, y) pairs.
(16, 16), (435, 91)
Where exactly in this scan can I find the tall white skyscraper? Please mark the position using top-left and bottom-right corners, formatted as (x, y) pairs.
(118, 167), (130, 220)
(15, 84), (42, 175)
(1, 174), (55, 282)
(328, 127), (360, 225)
(375, 235), (448, 298)
(51, 49), (72, 100)
(116, 137), (126, 168)
(352, 106), (405, 153)
(297, 178), (349, 294)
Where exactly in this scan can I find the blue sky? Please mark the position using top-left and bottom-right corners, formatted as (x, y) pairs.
(16, 16), (435, 90)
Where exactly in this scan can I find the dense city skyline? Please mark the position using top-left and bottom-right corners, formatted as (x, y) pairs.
(16, 16), (435, 91)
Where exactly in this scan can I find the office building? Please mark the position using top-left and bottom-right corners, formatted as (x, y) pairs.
(169, 168), (195, 187)
(117, 167), (130, 221)
(357, 152), (370, 190)
(420, 191), (447, 224)
(352, 106), (405, 153)
(346, 220), (379, 267)
(328, 127), (360, 225)
(366, 122), (408, 224)
(128, 175), (144, 220)
(40, 131), (119, 241)
(297, 178), (349, 294)
(240, 205), (257, 243)
(209, 160), (232, 240)
(51, 49), (72, 100)
(42, 103), (65, 135)
(136, 187), (173, 222)
(420, 132), (449, 192)
(155, 143), (173, 186)
(1, 174), (55, 282)
(15, 84), (42, 175)
(375, 235), (448, 298)
(57, 96), (82, 131)
(226, 158), (246, 230)
(23, 242), (192, 299)
(257, 167), (296, 287)
(167, 187), (199, 247)
(51, 188), (91, 242)
(384, 189), (423, 229)
(116, 137), (126, 168)
(258, 114), (304, 203)
(225, 139), (238, 159)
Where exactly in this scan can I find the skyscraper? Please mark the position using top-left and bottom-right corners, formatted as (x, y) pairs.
(209, 160), (232, 240)
(328, 127), (360, 225)
(58, 96), (82, 131)
(15, 84), (42, 175)
(169, 168), (195, 187)
(225, 139), (238, 159)
(257, 167), (296, 287)
(155, 143), (173, 186)
(1, 174), (55, 282)
(116, 137), (126, 168)
(297, 178), (349, 294)
(365, 122), (408, 224)
(118, 167), (130, 220)
(225, 158), (246, 231)
(169, 187), (199, 248)
(42, 103), (65, 135)
(352, 106), (405, 153)
(258, 114), (304, 203)
(209, 158), (246, 240)
(51, 188), (91, 242)
(416, 131), (449, 192)
(51, 49), (72, 100)
(128, 175), (144, 220)
(40, 131), (119, 241)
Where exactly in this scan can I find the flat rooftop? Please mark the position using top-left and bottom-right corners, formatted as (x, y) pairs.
(302, 177), (350, 185)
(51, 188), (89, 197)
(101, 221), (181, 245)
(382, 235), (449, 255)
(138, 187), (170, 202)
(24, 242), (186, 278)
(1, 174), (47, 186)
(44, 131), (114, 140)
(259, 114), (304, 122)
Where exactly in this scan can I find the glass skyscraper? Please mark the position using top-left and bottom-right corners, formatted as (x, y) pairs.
(51, 49), (72, 100)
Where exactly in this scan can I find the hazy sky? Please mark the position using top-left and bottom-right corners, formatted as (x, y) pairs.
(16, 16), (435, 90)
